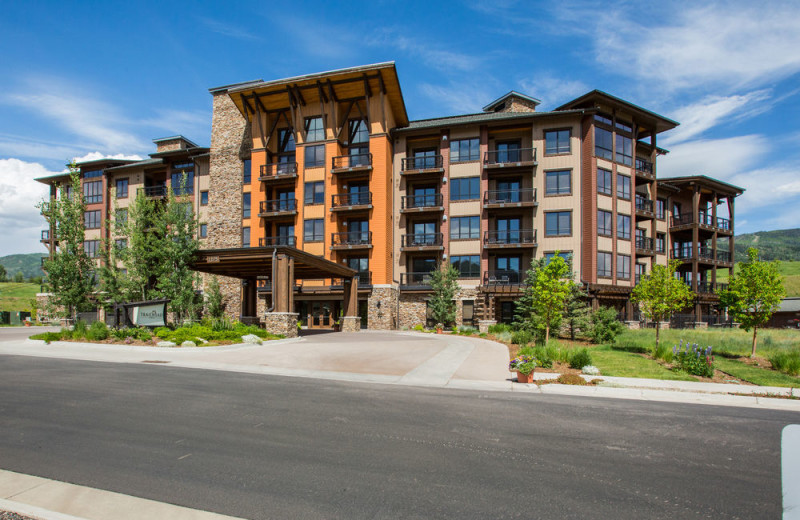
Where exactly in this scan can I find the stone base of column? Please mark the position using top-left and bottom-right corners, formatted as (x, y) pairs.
(691, 321), (708, 329)
(341, 316), (361, 332)
(478, 320), (497, 334)
(624, 320), (641, 330)
(264, 312), (299, 338)
(658, 321), (671, 330)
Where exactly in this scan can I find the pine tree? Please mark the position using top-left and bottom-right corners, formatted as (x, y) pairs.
(428, 261), (460, 327)
(205, 275), (225, 319)
(564, 283), (591, 340)
(125, 188), (161, 301)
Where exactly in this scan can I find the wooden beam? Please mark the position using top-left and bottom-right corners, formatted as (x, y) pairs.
(316, 81), (328, 103)
(317, 82), (328, 135)
(336, 99), (356, 139)
(362, 73), (372, 97)
(327, 79), (338, 102)
(255, 100), (267, 149)
(292, 84), (306, 106)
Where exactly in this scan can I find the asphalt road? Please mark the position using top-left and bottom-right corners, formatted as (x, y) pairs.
(0, 355), (794, 519)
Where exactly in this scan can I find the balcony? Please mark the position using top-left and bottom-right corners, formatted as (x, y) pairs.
(635, 196), (654, 219)
(670, 212), (733, 234)
(400, 193), (444, 213)
(483, 229), (537, 249)
(691, 281), (730, 294)
(400, 271), (433, 290)
(483, 188), (537, 209)
(259, 162), (298, 182)
(258, 199), (297, 219)
(331, 153), (372, 175)
(670, 247), (733, 265)
(138, 185), (168, 198)
(40, 230), (52, 242)
(259, 236), (297, 247)
(484, 148), (537, 169)
(400, 233), (444, 252)
(635, 157), (655, 180)
(482, 270), (524, 285)
(331, 192), (372, 212)
(635, 236), (655, 256)
(331, 231), (372, 250)
(400, 155), (444, 175)
(331, 271), (373, 288)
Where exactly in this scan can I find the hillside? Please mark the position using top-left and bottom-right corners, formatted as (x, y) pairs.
(0, 253), (47, 279)
(734, 228), (800, 262)
(0, 282), (39, 311)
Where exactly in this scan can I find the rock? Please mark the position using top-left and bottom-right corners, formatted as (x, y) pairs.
(181, 341), (197, 348)
(241, 334), (262, 345)
(581, 365), (601, 376)
(156, 341), (177, 348)
(196, 337), (208, 344)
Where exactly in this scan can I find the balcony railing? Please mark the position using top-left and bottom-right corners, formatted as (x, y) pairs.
(671, 247), (732, 263)
(400, 272), (433, 287)
(483, 188), (537, 205)
(716, 250), (731, 263)
(331, 272), (372, 287)
(484, 147), (536, 166)
(671, 212), (731, 231)
(332, 153), (372, 170)
(259, 236), (296, 247)
(691, 281), (730, 293)
(331, 192), (372, 208)
(401, 193), (443, 209)
(401, 233), (443, 248)
(483, 229), (537, 246)
(259, 199), (297, 214)
(41, 230), (50, 241)
(138, 185), (168, 198)
(331, 231), (372, 247)
(259, 162), (298, 179)
(401, 155), (444, 171)
(635, 157), (654, 178)
(482, 270), (523, 285)
(716, 216), (731, 231)
(635, 196), (653, 213)
(635, 236), (654, 251)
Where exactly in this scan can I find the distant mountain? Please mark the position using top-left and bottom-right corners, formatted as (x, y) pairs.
(735, 228), (800, 262)
(0, 253), (47, 279)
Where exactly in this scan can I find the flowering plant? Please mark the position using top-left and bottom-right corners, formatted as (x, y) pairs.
(672, 341), (714, 377)
(509, 355), (538, 375)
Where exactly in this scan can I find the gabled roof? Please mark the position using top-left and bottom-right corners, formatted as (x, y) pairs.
(153, 135), (200, 148)
(556, 90), (679, 134)
(482, 91), (541, 112)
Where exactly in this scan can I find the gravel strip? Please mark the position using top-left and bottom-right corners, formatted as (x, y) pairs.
(1, 511), (36, 520)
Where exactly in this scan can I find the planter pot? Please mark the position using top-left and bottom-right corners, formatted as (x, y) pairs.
(516, 370), (535, 384)
(436, 328), (443, 334)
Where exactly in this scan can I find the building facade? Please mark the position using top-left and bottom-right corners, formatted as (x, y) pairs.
(37, 62), (743, 329)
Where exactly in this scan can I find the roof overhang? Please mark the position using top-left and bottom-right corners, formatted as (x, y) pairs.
(659, 175), (745, 196)
(556, 90), (679, 134)
(190, 246), (357, 280)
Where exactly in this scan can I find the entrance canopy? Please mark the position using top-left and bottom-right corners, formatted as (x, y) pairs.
(191, 246), (356, 280)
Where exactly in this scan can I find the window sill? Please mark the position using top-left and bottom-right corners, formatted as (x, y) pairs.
(544, 192), (572, 197)
(543, 152), (571, 157)
(545, 233), (572, 238)
(598, 233), (612, 238)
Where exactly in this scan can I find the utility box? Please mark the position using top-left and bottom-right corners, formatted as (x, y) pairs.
(9, 311), (31, 325)
(0, 312), (9, 325)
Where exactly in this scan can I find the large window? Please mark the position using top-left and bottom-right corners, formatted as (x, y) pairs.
(304, 144), (325, 168)
(304, 181), (324, 205)
(242, 226), (250, 247)
(635, 263), (646, 283)
(304, 219), (324, 242)
(84, 210), (101, 229)
(617, 254), (631, 280)
(243, 159), (251, 184)
(200, 224), (208, 238)
(617, 214), (631, 240)
(115, 178), (128, 198)
(617, 174), (631, 200)
(597, 251), (612, 278)
(84, 240), (100, 258)
(115, 239), (127, 251)
(656, 198), (666, 219)
(544, 251), (572, 265)
(83, 181), (102, 204)
(656, 233), (666, 253)
(450, 138), (480, 162)
(450, 255), (480, 278)
(171, 161), (194, 196)
(450, 177), (480, 200)
(545, 211), (571, 236)
(83, 169), (102, 179)
(450, 216), (480, 239)
(615, 134), (632, 166)
(546, 170), (571, 195)
(597, 168), (612, 195)
(595, 127), (613, 160)
(305, 116), (324, 142)
(545, 129), (570, 155)
(278, 128), (295, 154)
(348, 119), (369, 144)
(242, 193), (251, 219)
(200, 191), (209, 205)
(598, 210), (612, 236)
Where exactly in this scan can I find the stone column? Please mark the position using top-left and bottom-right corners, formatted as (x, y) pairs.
(264, 312), (298, 338)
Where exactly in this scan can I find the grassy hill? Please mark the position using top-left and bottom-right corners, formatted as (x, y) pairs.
(0, 282), (39, 312)
(716, 261), (800, 297)
(734, 228), (800, 262)
(0, 253), (47, 279)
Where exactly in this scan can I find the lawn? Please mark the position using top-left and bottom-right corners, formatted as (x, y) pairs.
(716, 260), (800, 296)
(0, 282), (39, 312)
(713, 357), (800, 388)
(590, 345), (696, 380)
(616, 327), (800, 359)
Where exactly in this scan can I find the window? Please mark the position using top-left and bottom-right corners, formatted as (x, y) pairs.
(115, 178), (128, 198)
(597, 251), (612, 278)
(304, 181), (324, 205)
(450, 177), (480, 200)
(242, 193), (251, 218)
(171, 162), (194, 196)
(545, 129), (570, 155)
(115, 209), (127, 225)
(617, 214), (631, 240)
(617, 174), (631, 200)
(200, 224), (208, 238)
(546, 170), (571, 195)
(597, 168), (612, 195)
(544, 251), (572, 265)
(243, 159), (251, 184)
(83, 181), (102, 204)
(598, 210), (612, 236)
(278, 128), (296, 153)
(84, 240), (100, 258)
(304, 219), (324, 242)
(346, 257), (368, 274)
(656, 198), (666, 219)
(617, 254), (631, 280)
(305, 116), (324, 142)
(450, 255), (480, 278)
(595, 127), (613, 160)
(656, 233), (666, 254)
(594, 113), (612, 126)
(616, 134), (632, 166)
(115, 239), (127, 250)
(83, 169), (102, 179)
(200, 191), (209, 206)
(348, 119), (369, 144)
(545, 211), (571, 236)
(84, 210), (101, 229)
(462, 300), (475, 325)
(450, 138), (480, 162)
(635, 263), (646, 283)
(450, 216), (480, 240)
(242, 226), (250, 247)
(412, 148), (438, 170)
(304, 144), (325, 168)
(615, 120), (632, 133)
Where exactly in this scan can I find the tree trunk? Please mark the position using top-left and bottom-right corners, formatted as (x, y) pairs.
(544, 325), (550, 347)
(751, 327), (758, 357)
(655, 321), (661, 350)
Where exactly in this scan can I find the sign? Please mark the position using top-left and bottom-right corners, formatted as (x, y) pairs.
(132, 302), (167, 327)
(206, 256), (220, 263)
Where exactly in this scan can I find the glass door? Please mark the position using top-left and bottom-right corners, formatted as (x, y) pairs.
(496, 218), (520, 244)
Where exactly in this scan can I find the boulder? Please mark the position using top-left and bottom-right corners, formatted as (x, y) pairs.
(241, 334), (262, 345)
(181, 341), (197, 348)
(156, 341), (177, 348)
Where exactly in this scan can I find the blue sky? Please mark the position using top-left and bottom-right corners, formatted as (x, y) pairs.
(0, 0), (798, 256)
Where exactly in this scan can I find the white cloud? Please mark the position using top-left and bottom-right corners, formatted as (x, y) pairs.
(519, 74), (588, 109)
(71, 152), (142, 163)
(0, 158), (54, 256)
(197, 17), (261, 41)
(658, 135), (768, 180)
(418, 82), (496, 115)
(367, 29), (481, 73)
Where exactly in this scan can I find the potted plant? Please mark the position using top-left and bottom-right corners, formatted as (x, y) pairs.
(435, 323), (444, 334)
(509, 355), (537, 383)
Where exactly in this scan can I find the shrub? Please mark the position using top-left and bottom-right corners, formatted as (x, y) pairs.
(569, 348), (593, 369)
(518, 345), (553, 368)
(457, 326), (477, 336)
(588, 307), (625, 344)
(86, 320), (109, 341)
(413, 324), (425, 332)
(31, 331), (64, 344)
(557, 374), (587, 385)
(652, 343), (674, 363)
(72, 320), (88, 340)
(672, 342), (714, 377)
(611, 337), (650, 354)
(511, 329), (533, 346)
(494, 330), (512, 343)
(769, 351), (800, 376)
(488, 323), (511, 334)
(581, 365), (600, 376)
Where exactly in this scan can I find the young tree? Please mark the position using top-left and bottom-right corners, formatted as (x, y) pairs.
(0, 264), (7, 282)
(96, 192), (130, 307)
(514, 254), (575, 346)
(205, 275), (225, 319)
(719, 247), (785, 357)
(13, 271), (24, 283)
(564, 283), (591, 340)
(36, 164), (95, 319)
(631, 260), (694, 350)
(124, 189), (161, 301)
(428, 261), (460, 327)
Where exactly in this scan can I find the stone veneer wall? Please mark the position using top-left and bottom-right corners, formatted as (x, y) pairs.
(397, 287), (480, 329)
(206, 91), (249, 320)
(454, 287), (479, 327)
(497, 97), (538, 113)
(367, 287), (397, 330)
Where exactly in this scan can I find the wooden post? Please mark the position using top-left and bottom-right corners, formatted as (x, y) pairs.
(274, 254), (290, 313)
(343, 276), (359, 317)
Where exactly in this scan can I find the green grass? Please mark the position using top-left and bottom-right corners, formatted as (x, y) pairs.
(616, 328), (800, 359)
(716, 260), (800, 296)
(0, 282), (39, 311)
(590, 345), (696, 380)
(714, 357), (800, 388)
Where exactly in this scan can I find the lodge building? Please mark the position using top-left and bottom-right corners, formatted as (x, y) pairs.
(37, 62), (743, 332)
